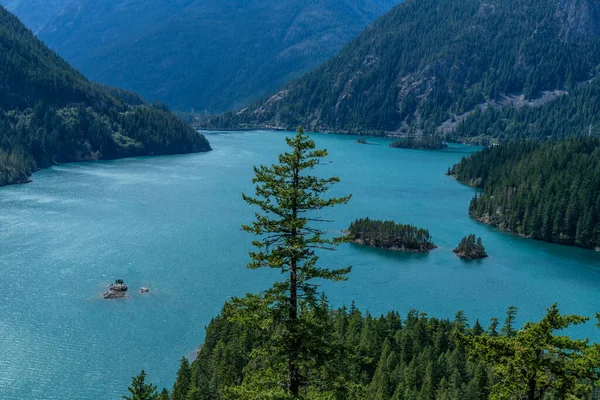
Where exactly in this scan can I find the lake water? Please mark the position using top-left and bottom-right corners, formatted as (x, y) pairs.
(1, 130), (599, 399)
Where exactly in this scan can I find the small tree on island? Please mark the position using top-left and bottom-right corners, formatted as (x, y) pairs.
(225, 126), (352, 398)
(454, 234), (488, 259)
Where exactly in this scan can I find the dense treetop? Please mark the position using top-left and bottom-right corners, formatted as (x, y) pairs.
(452, 137), (600, 249)
(348, 218), (436, 252)
(35, 0), (400, 113)
(0, 7), (210, 186)
(129, 303), (600, 399)
(208, 0), (600, 138)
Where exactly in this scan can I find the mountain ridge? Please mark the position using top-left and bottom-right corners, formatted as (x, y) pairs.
(36, 0), (401, 113)
(207, 0), (600, 138)
(0, 6), (210, 186)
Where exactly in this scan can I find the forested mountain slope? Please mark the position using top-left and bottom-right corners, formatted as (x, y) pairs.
(37, 0), (400, 113)
(0, 7), (210, 186)
(209, 0), (600, 137)
(451, 137), (600, 249)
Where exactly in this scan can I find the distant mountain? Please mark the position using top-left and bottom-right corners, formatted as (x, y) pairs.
(0, 0), (70, 33)
(36, 0), (401, 113)
(0, 6), (211, 186)
(209, 0), (600, 138)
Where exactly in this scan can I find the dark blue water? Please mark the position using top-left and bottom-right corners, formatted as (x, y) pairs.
(0, 130), (599, 399)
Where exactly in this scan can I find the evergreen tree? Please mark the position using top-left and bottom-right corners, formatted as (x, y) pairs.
(488, 318), (499, 337)
(123, 370), (159, 400)
(466, 304), (600, 399)
(471, 320), (484, 336)
(501, 306), (518, 338)
(158, 389), (169, 400)
(453, 138), (600, 249)
(171, 357), (191, 400)
(227, 126), (352, 397)
(347, 218), (436, 252)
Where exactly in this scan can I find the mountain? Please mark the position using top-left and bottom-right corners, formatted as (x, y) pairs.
(0, 6), (211, 186)
(0, 0), (70, 33)
(36, 0), (401, 113)
(209, 0), (600, 137)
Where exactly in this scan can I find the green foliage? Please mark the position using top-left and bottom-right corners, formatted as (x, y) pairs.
(134, 304), (600, 400)
(452, 137), (600, 249)
(453, 235), (487, 259)
(466, 304), (600, 399)
(501, 306), (518, 338)
(452, 79), (600, 142)
(210, 0), (600, 136)
(0, 6), (211, 186)
(172, 304), (496, 400)
(123, 370), (159, 400)
(347, 217), (436, 251)
(158, 389), (169, 400)
(228, 127), (352, 397)
(171, 357), (191, 400)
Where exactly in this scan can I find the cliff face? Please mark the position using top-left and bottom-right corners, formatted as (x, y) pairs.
(556, 0), (600, 40)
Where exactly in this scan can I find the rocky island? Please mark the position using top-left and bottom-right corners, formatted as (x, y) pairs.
(390, 135), (448, 150)
(103, 279), (129, 299)
(347, 218), (436, 252)
(356, 138), (370, 144)
(454, 235), (488, 259)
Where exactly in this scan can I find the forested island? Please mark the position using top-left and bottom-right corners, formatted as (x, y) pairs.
(452, 138), (600, 250)
(347, 218), (436, 252)
(0, 7), (211, 187)
(389, 134), (448, 150)
(454, 235), (488, 259)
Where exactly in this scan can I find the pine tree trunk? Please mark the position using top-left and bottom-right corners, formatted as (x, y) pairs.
(289, 163), (300, 397)
(289, 255), (299, 397)
(527, 377), (536, 400)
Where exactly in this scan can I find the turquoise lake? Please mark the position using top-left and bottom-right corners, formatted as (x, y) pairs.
(1, 130), (599, 399)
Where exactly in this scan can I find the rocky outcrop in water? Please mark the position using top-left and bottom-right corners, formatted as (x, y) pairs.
(103, 280), (129, 299)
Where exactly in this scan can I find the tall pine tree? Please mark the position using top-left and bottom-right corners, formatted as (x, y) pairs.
(227, 126), (352, 397)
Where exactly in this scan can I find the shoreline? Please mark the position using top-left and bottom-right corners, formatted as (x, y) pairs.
(470, 211), (600, 252)
(0, 147), (212, 189)
(349, 236), (437, 253)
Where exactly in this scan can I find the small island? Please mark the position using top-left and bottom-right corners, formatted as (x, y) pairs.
(454, 235), (488, 259)
(390, 135), (448, 150)
(103, 279), (129, 299)
(347, 218), (436, 252)
(356, 138), (369, 144)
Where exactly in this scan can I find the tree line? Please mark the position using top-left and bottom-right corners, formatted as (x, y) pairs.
(348, 218), (436, 251)
(0, 7), (211, 186)
(452, 137), (600, 249)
